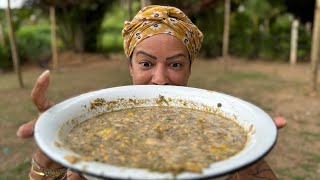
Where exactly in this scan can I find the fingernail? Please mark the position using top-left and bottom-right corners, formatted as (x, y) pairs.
(16, 124), (34, 138)
(38, 70), (50, 84)
(16, 127), (22, 138)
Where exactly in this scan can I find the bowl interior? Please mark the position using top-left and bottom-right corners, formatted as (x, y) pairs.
(35, 85), (277, 179)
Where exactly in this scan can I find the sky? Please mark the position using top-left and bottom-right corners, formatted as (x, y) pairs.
(0, 0), (26, 9)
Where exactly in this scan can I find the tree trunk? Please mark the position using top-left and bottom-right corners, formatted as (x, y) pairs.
(74, 25), (84, 62)
(74, 25), (84, 52)
(6, 0), (24, 88)
(305, 22), (312, 36)
(128, 0), (133, 20)
(290, 19), (299, 65)
(264, 18), (270, 33)
(140, 0), (151, 8)
(311, 0), (320, 91)
(222, 0), (230, 57)
(0, 22), (5, 47)
(50, 6), (59, 70)
(58, 9), (74, 50)
(120, 0), (126, 7)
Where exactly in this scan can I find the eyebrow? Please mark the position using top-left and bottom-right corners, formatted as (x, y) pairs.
(166, 53), (186, 61)
(136, 50), (157, 60)
(136, 50), (186, 61)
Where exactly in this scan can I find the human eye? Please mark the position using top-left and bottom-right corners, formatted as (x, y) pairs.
(139, 61), (153, 69)
(169, 62), (183, 70)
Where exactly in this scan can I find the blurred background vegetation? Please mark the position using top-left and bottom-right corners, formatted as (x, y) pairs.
(0, 0), (315, 70)
(0, 1), (319, 179)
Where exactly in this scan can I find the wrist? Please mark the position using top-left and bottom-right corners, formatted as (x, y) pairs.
(34, 149), (64, 169)
(30, 149), (68, 180)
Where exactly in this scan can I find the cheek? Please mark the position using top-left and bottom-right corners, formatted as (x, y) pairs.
(130, 65), (152, 85)
(168, 69), (190, 86)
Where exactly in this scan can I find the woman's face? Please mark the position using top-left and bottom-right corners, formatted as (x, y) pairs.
(129, 34), (191, 86)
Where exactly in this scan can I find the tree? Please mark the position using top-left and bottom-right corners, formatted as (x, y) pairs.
(6, 0), (24, 88)
(0, 21), (5, 47)
(222, 0), (230, 57)
(50, 6), (58, 70)
(151, 0), (220, 16)
(25, 0), (116, 52)
(311, 0), (320, 91)
(141, 0), (151, 8)
(128, 0), (133, 20)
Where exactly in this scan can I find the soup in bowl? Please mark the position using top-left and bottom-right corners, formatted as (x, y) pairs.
(34, 85), (277, 179)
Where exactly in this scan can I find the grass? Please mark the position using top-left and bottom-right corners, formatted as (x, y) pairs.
(1, 57), (319, 179)
(214, 70), (270, 85)
(287, 175), (306, 180)
(300, 131), (320, 141)
(0, 159), (30, 180)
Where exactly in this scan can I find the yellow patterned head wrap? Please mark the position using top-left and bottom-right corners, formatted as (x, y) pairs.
(122, 5), (203, 62)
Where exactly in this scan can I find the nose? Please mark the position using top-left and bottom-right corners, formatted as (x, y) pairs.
(151, 65), (169, 85)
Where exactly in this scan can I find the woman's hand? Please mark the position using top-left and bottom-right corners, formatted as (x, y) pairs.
(16, 70), (69, 179)
(273, 116), (287, 129)
(17, 70), (54, 138)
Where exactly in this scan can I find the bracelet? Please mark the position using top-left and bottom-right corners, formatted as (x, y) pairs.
(29, 172), (67, 180)
(31, 157), (68, 178)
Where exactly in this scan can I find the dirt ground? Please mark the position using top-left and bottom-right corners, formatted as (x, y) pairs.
(0, 51), (319, 179)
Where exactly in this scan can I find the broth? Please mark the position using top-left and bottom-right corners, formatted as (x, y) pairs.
(63, 106), (247, 174)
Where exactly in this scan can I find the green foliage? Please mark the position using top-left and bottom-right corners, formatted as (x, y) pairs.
(152, 0), (304, 61)
(97, 5), (126, 52)
(152, 0), (201, 9)
(98, 32), (123, 52)
(0, 24), (52, 70)
(196, 4), (224, 57)
(297, 26), (311, 61)
(54, 0), (117, 52)
(0, 0), (311, 63)
(228, 0), (310, 61)
(229, 12), (257, 57)
(228, 0), (285, 60)
(0, 45), (11, 70)
(264, 13), (293, 60)
(271, 13), (293, 33)
(244, 0), (272, 22)
(0, 7), (53, 70)
(16, 24), (52, 64)
(23, 0), (117, 52)
(0, 8), (35, 32)
(97, 1), (140, 53)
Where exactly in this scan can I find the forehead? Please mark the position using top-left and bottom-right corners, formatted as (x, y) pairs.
(134, 34), (188, 55)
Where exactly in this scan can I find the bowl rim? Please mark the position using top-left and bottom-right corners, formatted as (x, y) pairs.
(34, 85), (277, 179)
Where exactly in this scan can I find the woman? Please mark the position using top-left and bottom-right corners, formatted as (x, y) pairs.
(17, 5), (286, 180)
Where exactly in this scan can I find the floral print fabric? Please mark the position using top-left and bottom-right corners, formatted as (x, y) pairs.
(122, 5), (203, 61)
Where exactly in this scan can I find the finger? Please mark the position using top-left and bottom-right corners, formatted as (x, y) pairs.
(273, 116), (287, 129)
(31, 70), (54, 112)
(16, 118), (37, 138)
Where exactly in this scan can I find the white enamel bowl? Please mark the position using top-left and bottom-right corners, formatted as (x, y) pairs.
(34, 85), (277, 180)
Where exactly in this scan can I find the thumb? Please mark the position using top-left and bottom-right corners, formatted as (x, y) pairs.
(31, 70), (54, 112)
(273, 116), (287, 129)
(16, 118), (36, 138)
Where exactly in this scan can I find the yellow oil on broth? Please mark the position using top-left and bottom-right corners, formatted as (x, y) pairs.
(63, 106), (247, 174)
